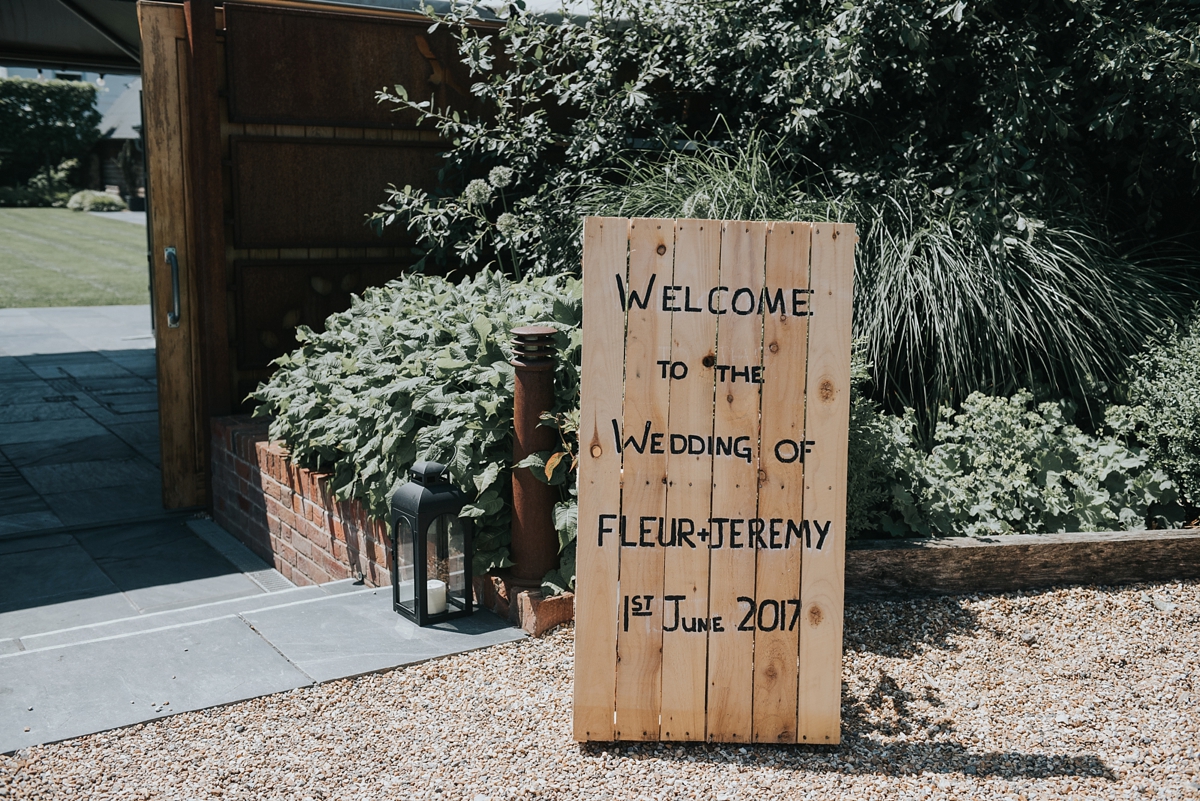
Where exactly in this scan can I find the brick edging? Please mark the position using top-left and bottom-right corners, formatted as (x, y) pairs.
(210, 415), (391, 588)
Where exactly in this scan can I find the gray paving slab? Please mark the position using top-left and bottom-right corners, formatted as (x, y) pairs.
(0, 511), (63, 536)
(1, 433), (141, 467)
(0, 532), (75, 557)
(0, 402), (90, 425)
(99, 350), (156, 379)
(0, 307), (154, 357)
(0, 336), (89, 357)
(73, 520), (258, 611)
(41, 483), (165, 525)
(106, 420), (160, 449)
(0, 416), (110, 446)
(88, 210), (146, 225)
(0, 357), (37, 380)
(0, 458), (46, 516)
(0, 488), (47, 516)
(19, 458), (159, 496)
(19, 586), (324, 653)
(185, 519), (293, 593)
(0, 592), (138, 641)
(81, 406), (158, 427)
(0, 538), (125, 618)
(0, 640), (20, 656)
(241, 590), (525, 683)
(0, 380), (55, 407)
(0, 616), (311, 752)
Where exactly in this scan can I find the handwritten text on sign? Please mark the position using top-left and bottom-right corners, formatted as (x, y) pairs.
(573, 217), (855, 745)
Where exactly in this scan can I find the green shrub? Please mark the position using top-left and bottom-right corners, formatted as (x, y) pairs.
(881, 391), (1180, 538)
(67, 190), (127, 212)
(251, 271), (581, 574)
(0, 159), (78, 208)
(845, 348), (912, 540)
(1116, 313), (1200, 508)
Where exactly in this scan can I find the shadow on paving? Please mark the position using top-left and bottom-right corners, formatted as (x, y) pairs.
(0, 348), (165, 535)
(0, 517), (256, 630)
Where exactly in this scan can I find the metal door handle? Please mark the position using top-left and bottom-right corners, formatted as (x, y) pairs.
(165, 247), (181, 328)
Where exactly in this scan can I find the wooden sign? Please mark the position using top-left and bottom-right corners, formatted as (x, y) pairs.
(573, 217), (856, 744)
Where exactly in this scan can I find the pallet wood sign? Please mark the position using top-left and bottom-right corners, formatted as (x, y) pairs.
(573, 217), (856, 744)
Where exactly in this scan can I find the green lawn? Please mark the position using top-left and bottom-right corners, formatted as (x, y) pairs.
(0, 208), (150, 308)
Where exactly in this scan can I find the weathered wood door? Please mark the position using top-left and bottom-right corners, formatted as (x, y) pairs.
(140, 1), (206, 507)
(138, 0), (474, 507)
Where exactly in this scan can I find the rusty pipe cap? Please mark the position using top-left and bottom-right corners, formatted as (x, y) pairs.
(511, 325), (558, 366)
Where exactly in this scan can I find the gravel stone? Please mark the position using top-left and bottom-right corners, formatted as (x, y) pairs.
(2, 580), (1197, 800)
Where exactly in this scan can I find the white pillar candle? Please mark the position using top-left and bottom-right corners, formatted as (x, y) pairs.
(426, 579), (447, 615)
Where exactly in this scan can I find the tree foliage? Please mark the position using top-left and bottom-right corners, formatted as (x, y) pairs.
(0, 78), (100, 189)
(374, 0), (1200, 413)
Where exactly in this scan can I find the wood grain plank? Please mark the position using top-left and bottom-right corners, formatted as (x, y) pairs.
(613, 218), (675, 741)
(846, 528), (1200, 600)
(573, 216), (629, 742)
(704, 221), (766, 743)
(797, 222), (855, 745)
(752, 221), (811, 743)
(659, 219), (720, 741)
(139, 2), (206, 507)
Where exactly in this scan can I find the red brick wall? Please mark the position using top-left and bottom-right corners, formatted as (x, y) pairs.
(210, 416), (392, 588)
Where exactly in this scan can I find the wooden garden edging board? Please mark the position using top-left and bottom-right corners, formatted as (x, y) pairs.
(845, 528), (1200, 601)
(573, 217), (856, 744)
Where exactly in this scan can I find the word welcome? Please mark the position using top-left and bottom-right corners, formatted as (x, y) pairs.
(598, 515), (833, 551)
(616, 274), (814, 317)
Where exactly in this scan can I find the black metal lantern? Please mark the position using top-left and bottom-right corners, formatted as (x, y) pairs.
(389, 461), (474, 626)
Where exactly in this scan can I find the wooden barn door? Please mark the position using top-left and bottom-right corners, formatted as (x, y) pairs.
(138, 0), (475, 507)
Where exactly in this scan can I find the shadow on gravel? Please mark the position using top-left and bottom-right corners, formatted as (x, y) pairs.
(844, 594), (981, 658)
(579, 594), (1112, 783)
(582, 739), (1112, 782)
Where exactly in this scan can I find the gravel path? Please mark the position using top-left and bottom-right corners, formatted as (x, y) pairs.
(3, 581), (1198, 800)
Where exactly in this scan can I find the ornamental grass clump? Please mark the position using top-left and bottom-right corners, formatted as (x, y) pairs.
(251, 271), (581, 573)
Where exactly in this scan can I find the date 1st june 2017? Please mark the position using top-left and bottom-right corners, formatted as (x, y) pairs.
(623, 594), (808, 633)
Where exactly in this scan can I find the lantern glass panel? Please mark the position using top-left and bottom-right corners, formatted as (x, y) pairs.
(395, 515), (415, 615)
(426, 514), (467, 613)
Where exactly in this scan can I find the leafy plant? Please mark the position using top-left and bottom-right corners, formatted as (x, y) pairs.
(1115, 311), (1200, 510)
(0, 159), (79, 208)
(516, 409), (580, 595)
(67, 189), (127, 212)
(252, 270), (582, 574)
(883, 390), (1181, 537)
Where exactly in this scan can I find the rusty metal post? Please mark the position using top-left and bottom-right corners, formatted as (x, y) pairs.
(509, 326), (559, 588)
